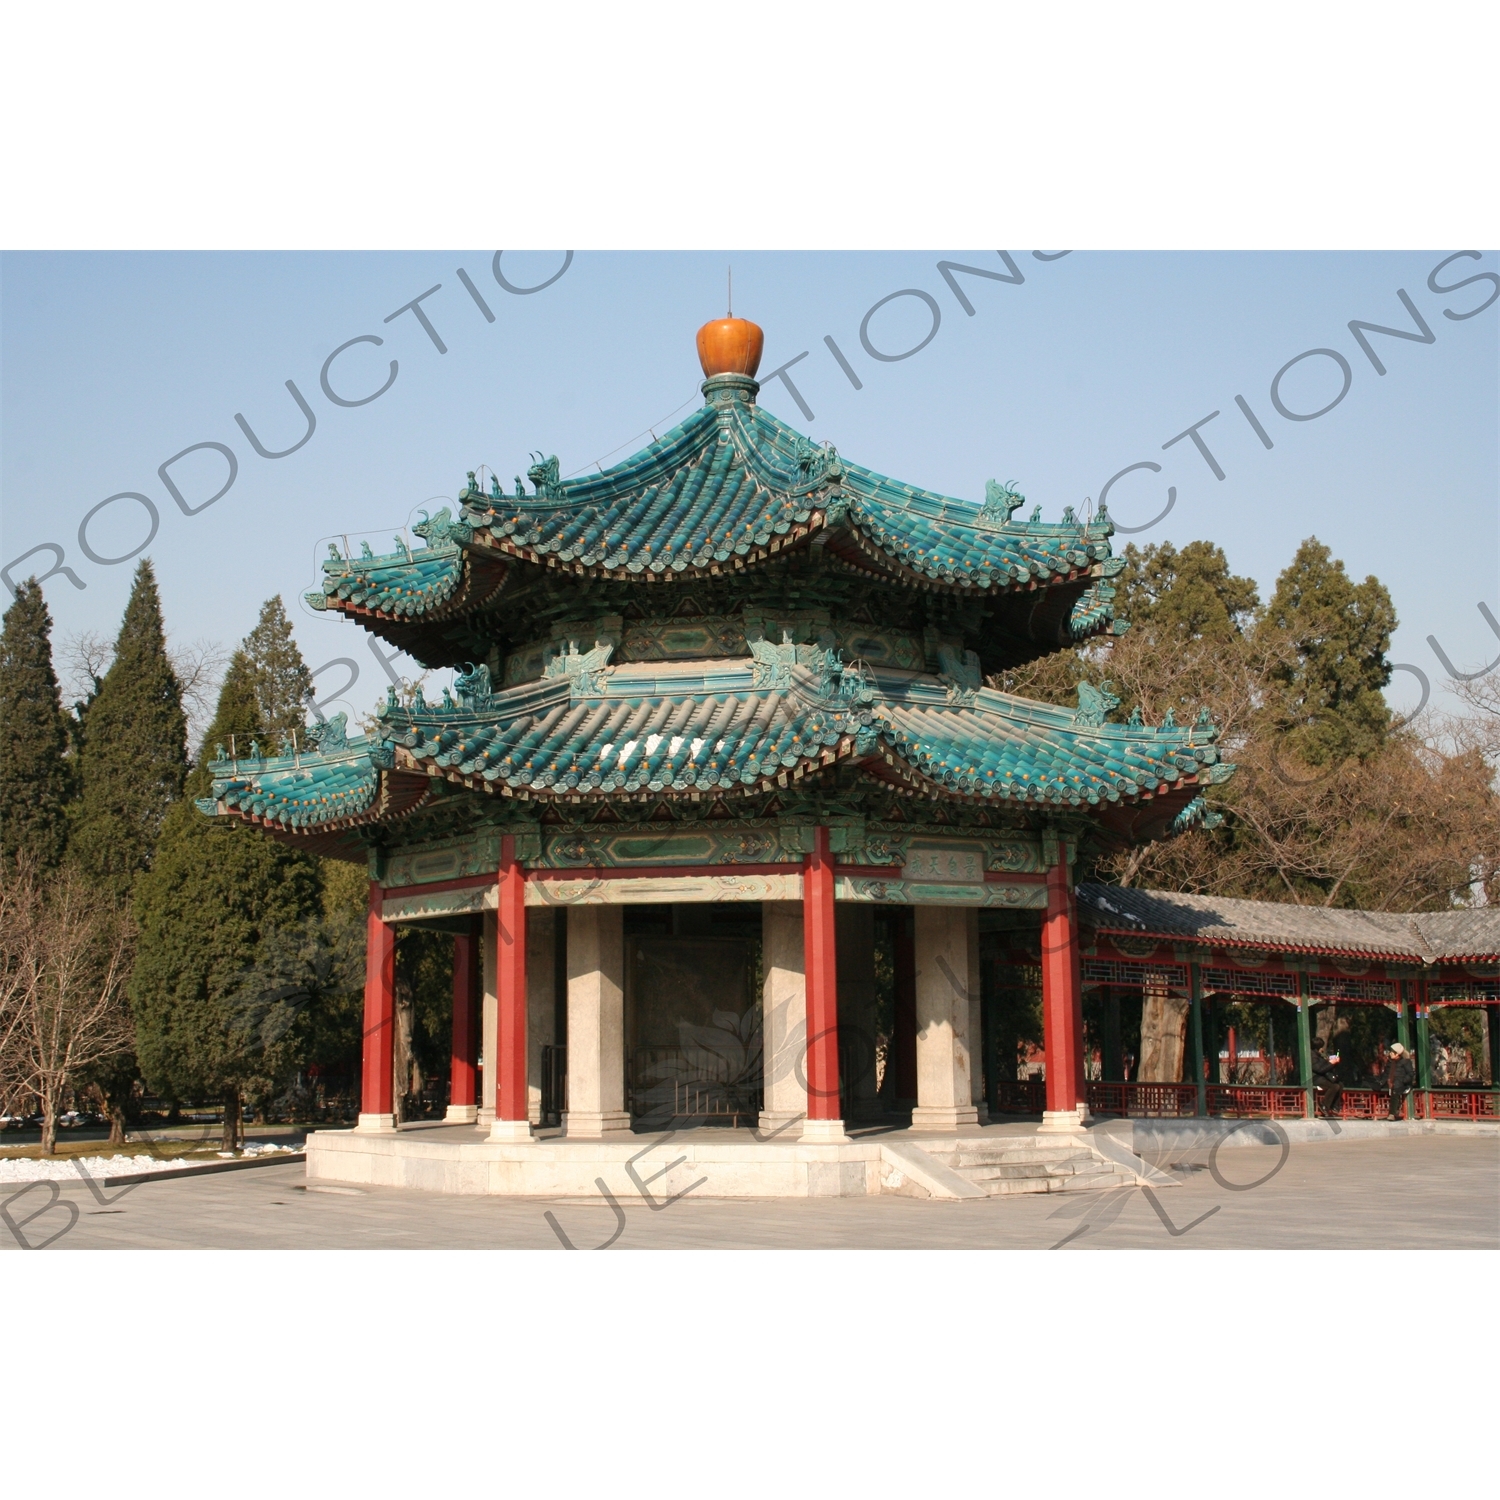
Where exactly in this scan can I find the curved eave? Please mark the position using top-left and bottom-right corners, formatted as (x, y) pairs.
(824, 524), (1107, 600)
(858, 743), (1212, 813)
(205, 766), (435, 840)
(312, 549), (509, 626)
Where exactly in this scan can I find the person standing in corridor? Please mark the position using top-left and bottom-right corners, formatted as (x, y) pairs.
(1385, 1043), (1416, 1121)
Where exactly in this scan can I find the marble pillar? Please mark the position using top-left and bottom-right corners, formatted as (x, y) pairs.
(759, 900), (807, 1135)
(564, 904), (631, 1137)
(910, 905), (979, 1132)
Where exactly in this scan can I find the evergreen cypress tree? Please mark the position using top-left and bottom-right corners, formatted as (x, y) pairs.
(1118, 540), (1261, 642)
(69, 559), (188, 899)
(0, 578), (73, 871)
(1256, 537), (1396, 763)
(243, 595), (313, 737)
(131, 600), (324, 1149)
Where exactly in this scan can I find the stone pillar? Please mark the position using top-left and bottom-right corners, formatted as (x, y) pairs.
(910, 905), (979, 1132)
(759, 900), (807, 1135)
(445, 924), (480, 1123)
(564, 904), (631, 1137)
(489, 835), (532, 1142)
(965, 907), (988, 1123)
(479, 910), (497, 1127)
(1039, 851), (1087, 1131)
(356, 880), (397, 1132)
(526, 907), (557, 1125)
(837, 904), (879, 1120)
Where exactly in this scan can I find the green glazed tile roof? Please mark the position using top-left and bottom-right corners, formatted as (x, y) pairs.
(307, 529), (507, 622)
(307, 375), (1117, 627)
(198, 733), (431, 835)
(201, 657), (1229, 844)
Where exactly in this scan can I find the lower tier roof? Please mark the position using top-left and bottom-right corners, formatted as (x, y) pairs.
(200, 657), (1233, 853)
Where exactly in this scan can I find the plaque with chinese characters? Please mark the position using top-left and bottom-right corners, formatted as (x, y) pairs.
(902, 842), (985, 883)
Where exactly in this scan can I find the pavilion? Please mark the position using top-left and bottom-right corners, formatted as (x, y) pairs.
(200, 314), (1245, 1197)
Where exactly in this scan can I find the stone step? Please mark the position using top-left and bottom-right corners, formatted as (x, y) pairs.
(960, 1161), (1063, 1181)
(975, 1167), (1137, 1196)
(963, 1159), (1119, 1183)
(948, 1152), (1134, 1200)
(882, 1130), (1152, 1198)
(940, 1145), (1100, 1168)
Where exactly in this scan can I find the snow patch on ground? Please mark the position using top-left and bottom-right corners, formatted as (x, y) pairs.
(0, 1142), (303, 1182)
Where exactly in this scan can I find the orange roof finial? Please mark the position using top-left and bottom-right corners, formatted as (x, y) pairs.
(696, 308), (763, 378)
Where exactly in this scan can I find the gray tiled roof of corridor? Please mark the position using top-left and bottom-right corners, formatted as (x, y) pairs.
(1078, 884), (1500, 961)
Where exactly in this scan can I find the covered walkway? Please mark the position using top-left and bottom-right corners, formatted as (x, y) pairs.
(988, 886), (1500, 1124)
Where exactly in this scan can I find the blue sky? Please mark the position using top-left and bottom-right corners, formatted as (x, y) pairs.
(2, 250), (1495, 726)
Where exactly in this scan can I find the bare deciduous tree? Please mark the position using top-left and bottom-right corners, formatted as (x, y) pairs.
(59, 628), (229, 757)
(0, 872), (42, 1085)
(0, 861), (135, 1153)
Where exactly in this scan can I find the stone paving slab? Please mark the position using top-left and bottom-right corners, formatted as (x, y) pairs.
(4, 1135), (1495, 1251)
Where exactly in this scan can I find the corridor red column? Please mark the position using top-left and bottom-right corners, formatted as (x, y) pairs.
(801, 825), (846, 1140)
(447, 924), (480, 1121)
(1040, 848), (1087, 1127)
(491, 834), (532, 1141)
(358, 880), (397, 1131)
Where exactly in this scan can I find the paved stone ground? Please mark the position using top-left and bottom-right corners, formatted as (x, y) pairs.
(3, 1135), (1495, 1250)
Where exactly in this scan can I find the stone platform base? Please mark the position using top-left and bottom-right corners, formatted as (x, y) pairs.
(304, 1119), (1164, 1201)
(1119, 1116), (1500, 1150)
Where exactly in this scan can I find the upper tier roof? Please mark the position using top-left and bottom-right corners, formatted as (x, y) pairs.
(306, 373), (1123, 664)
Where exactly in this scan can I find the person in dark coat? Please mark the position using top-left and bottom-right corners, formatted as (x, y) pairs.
(1311, 1035), (1343, 1118)
(1385, 1042), (1417, 1120)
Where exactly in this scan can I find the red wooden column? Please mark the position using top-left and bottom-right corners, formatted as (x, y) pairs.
(1039, 847), (1087, 1129)
(491, 835), (533, 1141)
(801, 825), (847, 1140)
(358, 880), (397, 1131)
(447, 924), (481, 1121)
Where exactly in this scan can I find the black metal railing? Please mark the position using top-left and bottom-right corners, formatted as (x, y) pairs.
(627, 1046), (763, 1127)
(540, 1044), (567, 1127)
